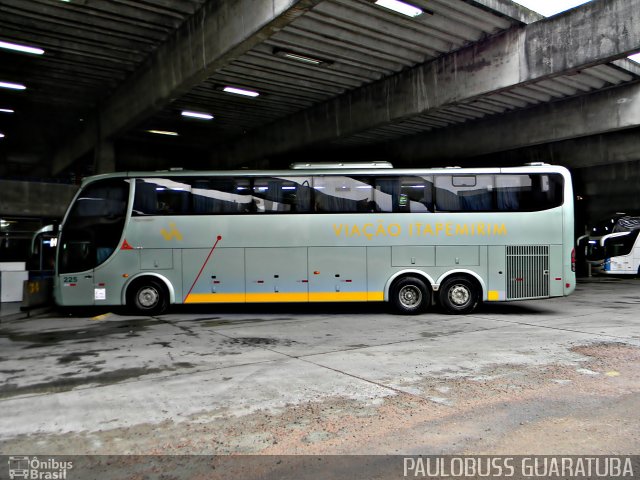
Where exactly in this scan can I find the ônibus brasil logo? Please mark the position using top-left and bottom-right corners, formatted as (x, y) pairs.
(7, 457), (73, 479)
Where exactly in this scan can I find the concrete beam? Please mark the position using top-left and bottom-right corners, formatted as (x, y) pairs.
(51, 0), (322, 175)
(441, 127), (640, 169)
(0, 181), (78, 218)
(463, 0), (543, 25)
(384, 80), (640, 165)
(216, 0), (640, 167)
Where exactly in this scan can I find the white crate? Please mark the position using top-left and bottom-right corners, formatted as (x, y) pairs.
(1, 271), (29, 302)
(0, 262), (26, 272)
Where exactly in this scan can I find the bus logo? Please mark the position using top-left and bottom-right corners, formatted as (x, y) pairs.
(7, 456), (74, 479)
(160, 222), (183, 241)
(8, 457), (29, 479)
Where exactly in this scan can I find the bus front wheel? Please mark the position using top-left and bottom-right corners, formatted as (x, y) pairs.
(391, 276), (430, 315)
(439, 275), (480, 314)
(127, 278), (168, 316)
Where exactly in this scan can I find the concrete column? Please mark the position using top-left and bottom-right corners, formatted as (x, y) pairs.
(94, 140), (116, 174)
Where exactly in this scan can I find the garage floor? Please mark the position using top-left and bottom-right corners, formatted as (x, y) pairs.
(1, 277), (639, 455)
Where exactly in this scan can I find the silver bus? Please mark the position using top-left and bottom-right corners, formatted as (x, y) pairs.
(54, 163), (576, 315)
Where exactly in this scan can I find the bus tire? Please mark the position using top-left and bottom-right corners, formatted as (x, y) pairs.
(127, 278), (168, 316)
(439, 275), (480, 314)
(391, 276), (430, 315)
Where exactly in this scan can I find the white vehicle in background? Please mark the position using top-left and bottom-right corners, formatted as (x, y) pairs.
(579, 214), (640, 275)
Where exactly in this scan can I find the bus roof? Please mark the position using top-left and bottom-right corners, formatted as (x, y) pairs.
(79, 163), (571, 187)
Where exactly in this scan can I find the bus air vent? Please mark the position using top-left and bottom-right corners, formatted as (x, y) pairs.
(506, 245), (550, 300)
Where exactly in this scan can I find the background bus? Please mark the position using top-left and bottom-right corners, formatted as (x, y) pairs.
(54, 163), (575, 315)
(579, 213), (640, 275)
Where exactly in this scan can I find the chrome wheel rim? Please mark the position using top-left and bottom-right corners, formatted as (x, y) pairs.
(137, 286), (159, 308)
(449, 284), (470, 306)
(399, 285), (422, 308)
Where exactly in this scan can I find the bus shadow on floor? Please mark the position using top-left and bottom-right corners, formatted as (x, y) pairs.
(474, 302), (550, 315)
(53, 301), (550, 319)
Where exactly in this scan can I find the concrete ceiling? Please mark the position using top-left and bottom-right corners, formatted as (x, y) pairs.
(1, 0), (639, 179)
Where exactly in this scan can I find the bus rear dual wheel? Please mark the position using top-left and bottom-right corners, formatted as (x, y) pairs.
(390, 275), (480, 315)
(127, 278), (168, 316)
(438, 275), (480, 314)
(391, 276), (431, 315)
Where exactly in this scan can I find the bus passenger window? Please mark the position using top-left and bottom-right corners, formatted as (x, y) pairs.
(496, 175), (529, 211)
(251, 177), (311, 213)
(495, 174), (564, 211)
(190, 178), (252, 214)
(134, 178), (191, 215)
(401, 176), (433, 212)
(313, 176), (374, 213)
(435, 175), (493, 212)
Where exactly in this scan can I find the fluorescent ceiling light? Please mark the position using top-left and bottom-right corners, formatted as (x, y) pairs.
(374, 0), (423, 17)
(146, 129), (179, 136)
(181, 110), (214, 120)
(283, 53), (323, 65)
(0, 108), (14, 114)
(274, 49), (329, 66)
(223, 86), (260, 98)
(0, 81), (26, 90)
(0, 40), (44, 55)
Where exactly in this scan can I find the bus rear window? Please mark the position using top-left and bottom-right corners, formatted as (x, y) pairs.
(495, 174), (563, 211)
(434, 174), (563, 212)
(435, 175), (493, 212)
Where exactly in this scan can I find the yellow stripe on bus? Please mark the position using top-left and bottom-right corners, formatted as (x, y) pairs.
(183, 292), (384, 304)
(367, 291), (384, 301)
(309, 292), (369, 302)
(184, 293), (246, 303)
(487, 290), (500, 301)
(247, 293), (309, 303)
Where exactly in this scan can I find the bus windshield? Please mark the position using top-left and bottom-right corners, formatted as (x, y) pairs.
(58, 179), (129, 274)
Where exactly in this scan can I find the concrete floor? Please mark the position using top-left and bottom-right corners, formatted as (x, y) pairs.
(1, 277), (639, 458)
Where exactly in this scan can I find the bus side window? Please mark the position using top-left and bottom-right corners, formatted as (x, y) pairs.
(133, 180), (158, 215)
(191, 179), (214, 213)
(253, 178), (298, 213)
(191, 178), (252, 214)
(401, 176), (433, 213)
(496, 175), (528, 211)
(295, 181), (312, 212)
(134, 179), (191, 215)
(374, 178), (396, 212)
(496, 174), (564, 211)
(435, 175), (493, 212)
(313, 176), (374, 213)
(157, 188), (189, 215)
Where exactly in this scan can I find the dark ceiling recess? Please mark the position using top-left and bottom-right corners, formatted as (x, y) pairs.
(0, 0), (639, 180)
